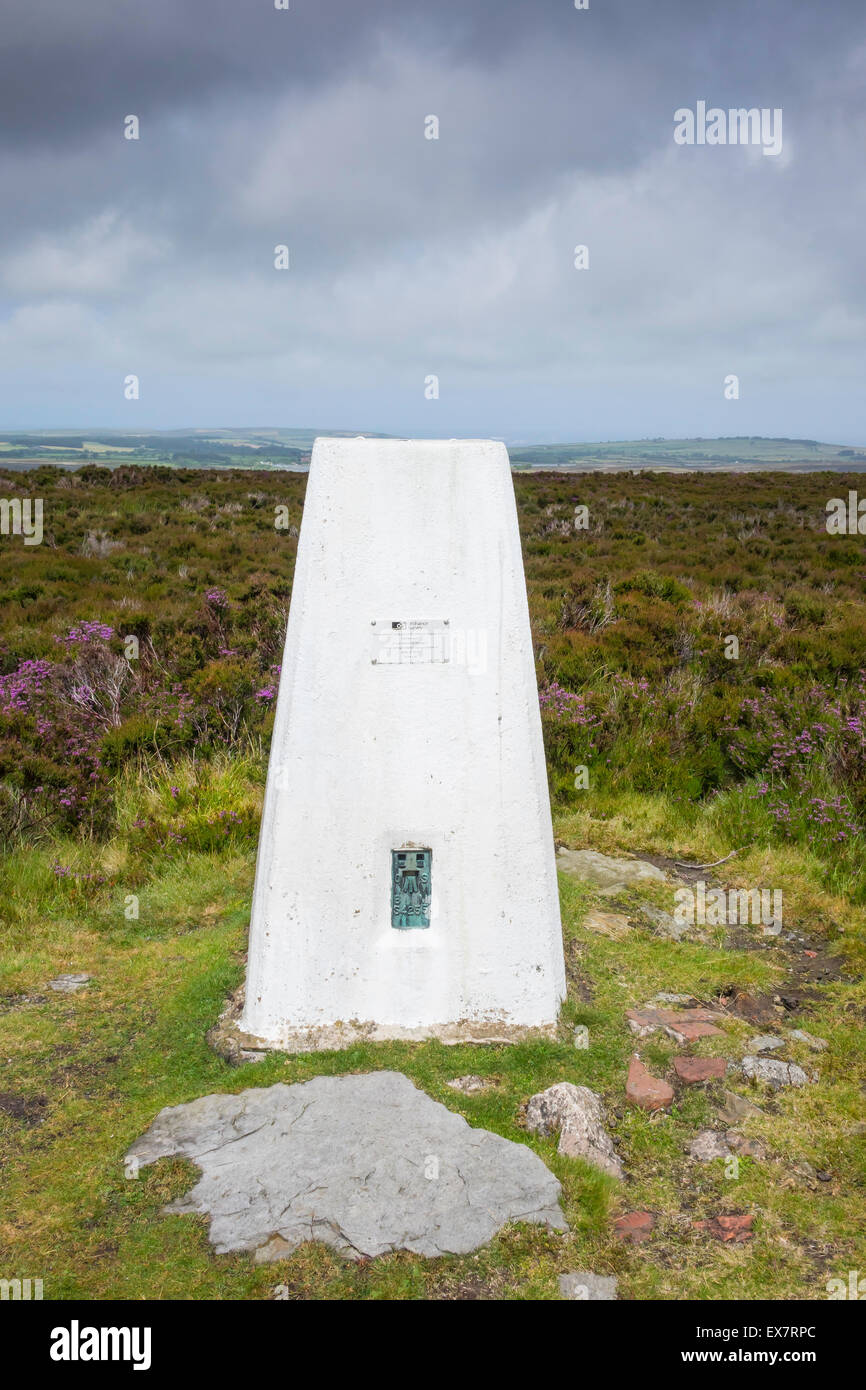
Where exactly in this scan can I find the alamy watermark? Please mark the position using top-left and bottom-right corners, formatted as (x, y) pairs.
(674, 102), (783, 157)
(50, 1322), (152, 1370)
(0, 497), (43, 545)
(674, 880), (782, 930)
(1, 1276), (43, 1300)
(826, 1270), (866, 1299)
(826, 491), (866, 535)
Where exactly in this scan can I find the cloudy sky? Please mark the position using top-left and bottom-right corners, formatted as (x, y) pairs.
(1, 0), (864, 442)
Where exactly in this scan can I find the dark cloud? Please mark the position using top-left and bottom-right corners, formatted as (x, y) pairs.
(5, 1), (861, 146)
(0, 1), (864, 438)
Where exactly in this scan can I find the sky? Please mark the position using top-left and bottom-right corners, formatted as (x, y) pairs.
(1, 0), (864, 443)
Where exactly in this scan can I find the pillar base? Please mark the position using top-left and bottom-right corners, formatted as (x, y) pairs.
(208, 984), (560, 1064)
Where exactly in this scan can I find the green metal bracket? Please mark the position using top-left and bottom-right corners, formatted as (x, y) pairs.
(391, 848), (432, 929)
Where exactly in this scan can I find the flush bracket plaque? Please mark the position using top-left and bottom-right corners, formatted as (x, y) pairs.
(371, 619), (449, 665)
(391, 848), (432, 929)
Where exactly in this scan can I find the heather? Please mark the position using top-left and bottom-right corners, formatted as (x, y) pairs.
(519, 472), (866, 900)
(1, 464), (864, 898)
(0, 465), (297, 844)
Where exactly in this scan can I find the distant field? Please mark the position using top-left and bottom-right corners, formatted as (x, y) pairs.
(1, 431), (865, 472)
(509, 437), (866, 471)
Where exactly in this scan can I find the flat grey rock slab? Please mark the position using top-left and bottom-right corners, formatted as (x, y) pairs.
(557, 848), (667, 895)
(47, 973), (92, 993)
(559, 1272), (618, 1301)
(126, 1071), (567, 1261)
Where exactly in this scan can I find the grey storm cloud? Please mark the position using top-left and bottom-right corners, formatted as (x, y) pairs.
(1, 0), (865, 439)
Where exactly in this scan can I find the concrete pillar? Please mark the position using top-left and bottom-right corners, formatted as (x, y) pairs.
(239, 437), (565, 1050)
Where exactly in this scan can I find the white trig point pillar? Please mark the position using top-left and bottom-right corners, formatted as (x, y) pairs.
(238, 437), (566, 1051)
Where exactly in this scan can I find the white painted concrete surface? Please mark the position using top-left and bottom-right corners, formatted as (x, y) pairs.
(240, 438), (566, 1048)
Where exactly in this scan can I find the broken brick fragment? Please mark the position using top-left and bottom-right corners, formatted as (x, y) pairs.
(693, 1212), (754, 1242)
(674, 1057), (727, 1084)
(626, 1056), (674, 1112)
(613, 1210), (655, 1243)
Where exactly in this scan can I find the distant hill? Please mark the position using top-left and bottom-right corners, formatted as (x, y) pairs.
(0, 430), (865, 472)
(507, 437), (866, 471)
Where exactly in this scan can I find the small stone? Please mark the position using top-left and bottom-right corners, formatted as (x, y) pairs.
(791, 1159), (817, 1184)
(47, 973), (92, 993)
(613, 1210), (654, 1243)
(742, 1056), (810, 1089)
(748, 1035), (785, 1053)
(725, 1131), (766, 1159)
(525, 1082), (623, 1179)
(581, 910), (632, 941)
(690, 1129), (733, 1162)
(789, 1029), (828, 1052)
(626, 1056), (674, 1113)
(650, 993), (696, 1006)
(254, 1234), (294, 1264)
(640, 904), (689, 941)
(446, 1075), (491, 1095)
(674, 1057), (727, 1084)
(718, 1090), (763, 1123)
(558, 1272), (618, 1301)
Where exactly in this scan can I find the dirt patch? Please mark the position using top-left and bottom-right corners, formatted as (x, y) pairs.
(0, 1090), (48, 1124)
(638, 851), (702, 885)
(724, 923), (849, 982)
(717, 926), (850, 1018)
(49, 1053), (120, 1090)
(82, 1242), (120, 1263)
(0, 991), (47, 1014)
(429, 1269), (518, 1300)
(799, 1237), (857, 1288)
(564, 935), (595, 1003)
(723, 925), (784, 955)
(716, 988), (782, 1026)
(785, 945), (850, 987)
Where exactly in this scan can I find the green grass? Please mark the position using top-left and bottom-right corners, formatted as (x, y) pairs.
(1, 785), (864, 1301)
